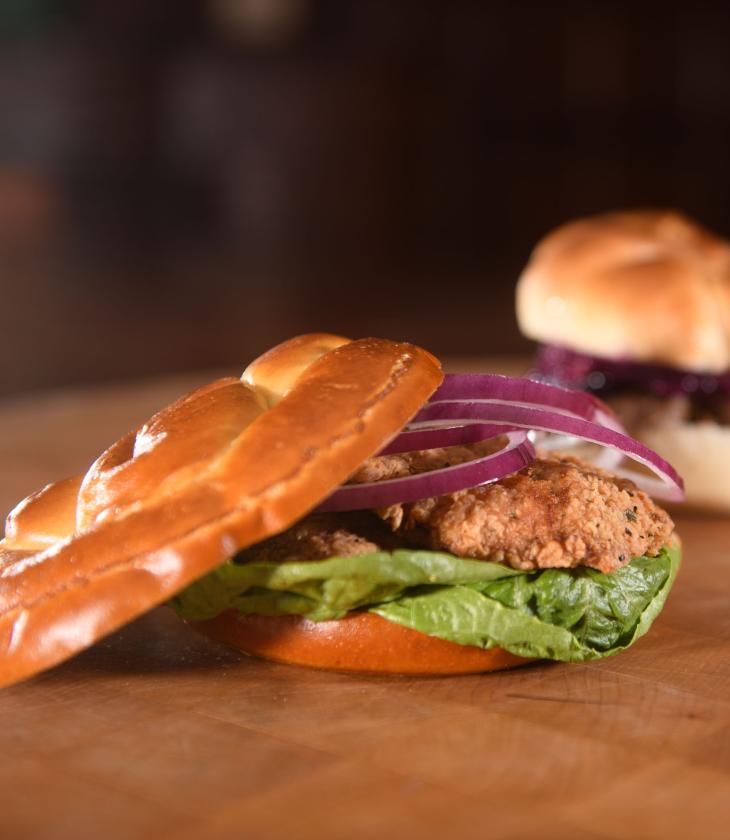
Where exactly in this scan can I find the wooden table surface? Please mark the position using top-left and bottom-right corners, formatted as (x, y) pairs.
(1, 364), (729, 840)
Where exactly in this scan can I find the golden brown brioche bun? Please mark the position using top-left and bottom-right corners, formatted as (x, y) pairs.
(193, 611), (530, 675)
(516, 210), (730, 373)
(0, 335), (442, 688)
(3, 475), (83, 551)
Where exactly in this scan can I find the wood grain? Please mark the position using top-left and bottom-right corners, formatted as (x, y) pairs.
(0, 362), (729, 840)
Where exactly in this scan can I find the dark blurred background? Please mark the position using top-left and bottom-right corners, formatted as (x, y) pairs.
(2, 0), (730, 395)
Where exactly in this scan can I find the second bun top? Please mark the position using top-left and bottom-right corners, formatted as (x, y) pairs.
(516, 210), (730, 373)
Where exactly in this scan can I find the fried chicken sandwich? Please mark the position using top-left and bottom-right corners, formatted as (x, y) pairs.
(0, 335), (682, 684)
(517, 209), (730, 511)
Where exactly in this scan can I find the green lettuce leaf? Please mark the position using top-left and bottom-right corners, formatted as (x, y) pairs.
(170, 544), (680, 662)
(373, 546), (679, 661)
(170, 550), (522, 622)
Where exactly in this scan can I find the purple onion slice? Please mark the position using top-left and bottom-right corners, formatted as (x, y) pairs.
(315, 373), (684, 512)
(412, 400), (684, 501)
(430, 373), (624, 431)
(378, 423), (517, 456)
(317, 431), (535, 512)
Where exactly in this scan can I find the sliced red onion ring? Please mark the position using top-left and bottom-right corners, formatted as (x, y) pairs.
(379, 423), (516, 456)
(532, 431), (626, 472)
(431, 373), (624, 431)
(316, 431), (535, 512)
(316, 373), (683, 512)
(412, 401), (684, 501)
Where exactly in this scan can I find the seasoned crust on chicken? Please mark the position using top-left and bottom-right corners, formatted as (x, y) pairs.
(372, 454), (674, 573)
(240, 445), (674, 574)
(235, 511), (401, 564)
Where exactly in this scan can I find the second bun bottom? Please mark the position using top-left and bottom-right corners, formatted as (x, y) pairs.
(191, 611), (532, 675)
(632, 421), (730, 514)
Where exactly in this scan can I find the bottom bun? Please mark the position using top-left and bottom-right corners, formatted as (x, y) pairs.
(191, 611), (532, 675)
(632, 420), (730, 513)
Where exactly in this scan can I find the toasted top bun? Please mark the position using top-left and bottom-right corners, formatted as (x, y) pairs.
(0, 335), (442, 688)
(516, 210), (730, 373)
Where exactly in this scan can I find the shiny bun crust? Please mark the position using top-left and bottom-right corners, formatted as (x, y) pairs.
(516, 210), (730, 373)
(194, 611), (530, 675)
(0, 335), (442, 688)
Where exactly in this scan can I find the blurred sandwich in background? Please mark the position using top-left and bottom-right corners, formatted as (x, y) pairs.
(517, 209), (730, 512)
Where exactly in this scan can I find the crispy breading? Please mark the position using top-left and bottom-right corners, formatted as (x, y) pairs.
(235, 511), (400, 564)
(373, 454), (674, 573)
(242, 444), (674, 573)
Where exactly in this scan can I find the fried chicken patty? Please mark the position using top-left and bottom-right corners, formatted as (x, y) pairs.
(374, 455), (673, 573)
(236, 511), (401, 565)
(240, 444), (674, 573)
